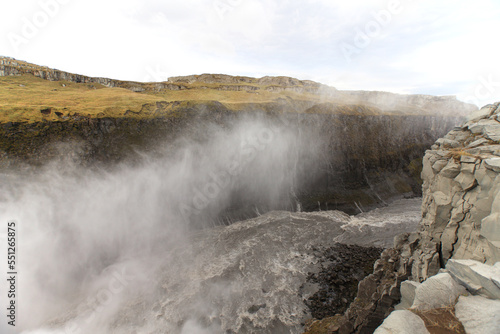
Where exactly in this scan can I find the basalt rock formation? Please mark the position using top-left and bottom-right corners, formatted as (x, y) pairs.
(305, 103), (500, 333)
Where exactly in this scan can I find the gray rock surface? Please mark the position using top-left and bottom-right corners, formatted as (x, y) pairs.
(405, 103), (500, 284)
(466, 105), (496, 122)
(373, 310), (430, 334)
(455, 295), (500, 334)
(446, 259), (500, 299)
(395, 280), (420, 310)
(366, 104), (500, 334)
(411, 272), (466, 310)
(485, 157), (500, 172)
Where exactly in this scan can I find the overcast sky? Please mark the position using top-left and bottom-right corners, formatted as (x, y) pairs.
(1, 0), (500, 106)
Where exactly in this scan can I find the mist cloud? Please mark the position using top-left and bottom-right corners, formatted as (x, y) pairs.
(0, 116), (324, 333)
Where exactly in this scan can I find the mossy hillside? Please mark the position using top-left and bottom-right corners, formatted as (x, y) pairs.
(0, 74), (377, 124)
(0, 75), (164, 123)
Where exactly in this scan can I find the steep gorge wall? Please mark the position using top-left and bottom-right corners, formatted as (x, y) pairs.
(308, 103), (500, 333)
(408, 102), (500, 279)
(0, 102), (462, 217)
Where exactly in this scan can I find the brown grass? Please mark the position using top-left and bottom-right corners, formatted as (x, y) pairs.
(0, 74), (334, 123)
(411, 306), (466, 334)
(446, 148), (485, 161)
(0, 71), (441, 124)
(0, 75), (163, 122)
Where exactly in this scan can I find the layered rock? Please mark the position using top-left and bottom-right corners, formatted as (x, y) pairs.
(373, 103), (500, 333)
(0, 103), (460, 217)
(409, 102), (500, 281)
(306, 103), (500, 333)
(387, 259), (500, 334)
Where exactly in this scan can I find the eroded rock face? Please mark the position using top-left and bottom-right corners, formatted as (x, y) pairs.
(317, 103), (500, 334)
(407, 102), (500, 282)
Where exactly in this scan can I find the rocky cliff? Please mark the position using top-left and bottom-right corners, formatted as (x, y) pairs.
(305, 103), (500, 333)
(408, 102), (500, 279)
(0, 56), (476, 116)
(0, 105), (461, 217)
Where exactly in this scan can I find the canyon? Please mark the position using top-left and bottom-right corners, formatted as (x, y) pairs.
(0, 57), (497, 334)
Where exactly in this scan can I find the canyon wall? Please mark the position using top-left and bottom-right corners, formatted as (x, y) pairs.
(408, 102), (500, 280)
(307, 103), (500, 333)
(0, 102), (462, 217)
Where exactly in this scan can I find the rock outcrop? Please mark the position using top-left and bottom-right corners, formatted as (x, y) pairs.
(305, 103), (500, 333)
(373, 103), (500, 333)
(408, 102), (500, 281)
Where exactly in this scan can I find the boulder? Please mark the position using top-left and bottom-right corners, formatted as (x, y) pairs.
(432, 159), (448, 173)
(435, 138), (460, 148)
(395, 280), (420, 310)
(485, 128), (500, 142)
(411, 272), (466, 310)
(466, 105), (495, 123)
(481, 213), (500, 245)
(455, 295), (500, 334)
(474, 162), (497, 191)
(468, 119), (500, 134)
(373, 310), (429, 334)
(446, 259), (500, 299)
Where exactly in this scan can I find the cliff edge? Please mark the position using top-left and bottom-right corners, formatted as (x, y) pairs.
(306, 103), (500, 333)
(0, 56), (477, 121)
(409, 103), (500, 277)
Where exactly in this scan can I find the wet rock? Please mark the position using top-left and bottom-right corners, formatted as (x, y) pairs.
(304, 243), (383, 319)
(323, 248), (409, 334)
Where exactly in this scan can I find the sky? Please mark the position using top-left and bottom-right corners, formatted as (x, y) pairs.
(1, 0), (500, 107)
